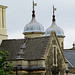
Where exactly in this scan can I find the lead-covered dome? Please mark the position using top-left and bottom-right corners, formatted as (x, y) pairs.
(45, 6), (64, 37)
(23, 1), (44, 35)
(23, 17), (44, 33)
(45, 22), (64, 36)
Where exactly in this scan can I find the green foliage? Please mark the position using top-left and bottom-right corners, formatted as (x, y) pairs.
(0, 51), (13, 75)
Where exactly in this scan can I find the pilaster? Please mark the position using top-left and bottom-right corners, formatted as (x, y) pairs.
(0, 8), (2, 28)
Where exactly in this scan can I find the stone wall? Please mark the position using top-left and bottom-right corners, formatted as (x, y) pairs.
(45, 32), (67, 75)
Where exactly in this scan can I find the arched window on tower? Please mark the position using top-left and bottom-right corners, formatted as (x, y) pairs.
(61, 42), (63, 49)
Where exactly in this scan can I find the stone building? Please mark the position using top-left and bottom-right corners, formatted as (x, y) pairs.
(0, 2), (75, 75)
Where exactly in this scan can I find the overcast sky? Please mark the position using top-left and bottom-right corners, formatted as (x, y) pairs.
(0, 0), (75, 49)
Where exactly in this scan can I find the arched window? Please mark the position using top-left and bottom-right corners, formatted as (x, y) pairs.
(52, 45), (57, 66)
(61, 42), (63, 49)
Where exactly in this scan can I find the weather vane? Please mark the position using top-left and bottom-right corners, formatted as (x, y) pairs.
(32, 0), (37, 17)
(52, 5), (56, 22)
(53, 5), (56, 16)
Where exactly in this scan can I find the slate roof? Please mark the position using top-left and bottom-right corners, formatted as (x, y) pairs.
(0, 36), (50, 60)
(1, 35), (75, 68)
(64, 50), (75, 67)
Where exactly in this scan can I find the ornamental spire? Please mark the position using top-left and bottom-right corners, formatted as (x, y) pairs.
(32, 0), (37, 17)
(52, 5), (56, 22)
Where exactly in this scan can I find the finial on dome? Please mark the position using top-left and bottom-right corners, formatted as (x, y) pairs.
(73, 42), (75, 49)
(32, 0), (37, 17)
(52, 5), (56, 22)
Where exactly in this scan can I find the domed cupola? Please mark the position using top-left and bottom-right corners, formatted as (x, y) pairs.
(45, 6), (64, 37)
(23, 1), (44, 38)
(45, 6), (65, 49)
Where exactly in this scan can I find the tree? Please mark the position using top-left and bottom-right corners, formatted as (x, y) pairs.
(0, 51), (13, 75)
